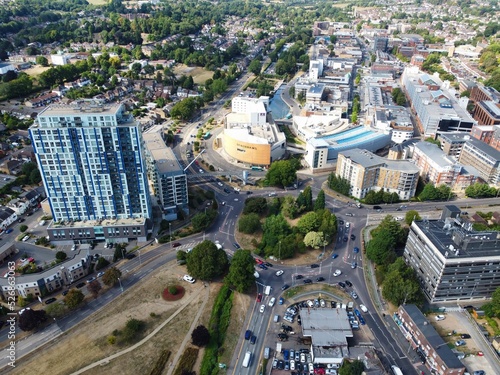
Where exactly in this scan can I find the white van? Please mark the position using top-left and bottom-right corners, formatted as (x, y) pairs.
(264, 347), (270, 359)
(39, 220), (46, 226)
(273, 314), (280, 323)
(264, 285), (271, 295)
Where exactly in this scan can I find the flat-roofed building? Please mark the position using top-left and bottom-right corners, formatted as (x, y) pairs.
(470, 85), (500, 104)
(404, 212), (500, 302)
(143, 130), (188, 221)
(300, 307), (352, 366)
(473, 101), (500, 126)
(459, 138), (500, 184)
(438, 132), (471, 160)
(395, 304), (466, 374)
(337, 149), (419, 200)
(471, 124), (495, 144)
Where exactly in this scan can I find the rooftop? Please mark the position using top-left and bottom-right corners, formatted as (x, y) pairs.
(49, 217), (146, 229)
(414, 141), (457, 169)
(465, 137), (500, 162)
(300, 307), (352, 347)
(37, 100), (122, 117)
(143, 132), (183, 174)
(340, 148), (419, 173)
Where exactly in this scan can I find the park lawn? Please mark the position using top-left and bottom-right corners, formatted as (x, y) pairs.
(9, 262), (207, 375)
(173, 64), (214, 85)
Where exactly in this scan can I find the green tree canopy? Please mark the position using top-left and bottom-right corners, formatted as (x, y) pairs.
(238, 213), (261, 234)
(327, 173), (351, 196)
(102, 266), (122, 286)
(243, 197), (268, 215)
(372, 215), (407, 246)
(248, 59), (262, 75)
(224, 249), (256, 293)
(281, 195), (299, 219)
(64, 289), (85, 309)
(297, 211), (320, 235)
(405, 210), (421, 226)
(365, 230), (396, 265)
(482, 287), (500, 318)
(265, 159), (298, 188)
(187, 240), (228, 281)
(303, 231), (325, 248)
(465, 183), (498, 198)
(314, 189), (326, 211)
(382, 258), (423, 306)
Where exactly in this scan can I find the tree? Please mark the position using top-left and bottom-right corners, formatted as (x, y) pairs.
(303, 186), (313, 211)
(339, 359), (365, 375)
(238, 213), (261, 234)
(365, 231), (396, 265)
(191, 325), (210, 347)
(297, 211), (320, 235)
(19, 225), (28, 232)
(36, 56), (49, 66)
(18, 308), (47, 331)
(248, 59), (262, 75)
(95, 257), (110, 270)
(482, 287), (500, 318)
(225, 249), (256, 293)
(303, 231), (325, 248)
(314, 189), (326, 211)
(186, 240), (228, 281)
(372, 216), (407, 246)
(63, 289), (85, 309)
(102, 267), (122, 286)
(265, 160), (298, 188)
(281, 196), (299, 219)
(327, 173), (351, 196)
(45, 302), (67, 318)
(382, 259), (423, 306)
(87, 280), (102, 299)
(55, 251), (67, 261)
(465, 183), (498, 198)
(191, 209), (217, 232)
(405, 210), (421, 226)
(243, 197), (268, 215)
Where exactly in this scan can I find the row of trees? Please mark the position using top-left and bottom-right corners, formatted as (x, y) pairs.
(327, 173), (351, 196)
(364, 189), (400, 205)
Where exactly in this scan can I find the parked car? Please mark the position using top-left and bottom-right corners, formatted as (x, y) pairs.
(45, 297), (57, 305)
(310, 264), (319, 268)
(233, 242), (241, 249)
(182, 275), (195, 284)
(338, 282), (346, 288)
(435, 315), (446, 321)
(350, 291), (358, 299)
(256, 293), (262, 302)
(455, 340), (466, 346)
(353, 247), (359, 253)
(303, 279), (312, 284)
(345, 280), (353, 287)
(276, 270), (284, 276)
(351, 262), (357, 269)
(281, 284), (290, 291)
(258, 264), (268, 270)
(268, 297), (276, 307)
(333, 269), (342, 277)
(172, 242), (181, 248)
(461, 333), (471, 339)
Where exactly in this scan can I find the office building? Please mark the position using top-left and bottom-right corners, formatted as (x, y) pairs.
(395, 305), (466, 375)
(470, 85), (500, 104)
(403, 213), (500, 303)
(143, 130), (188, 221)
(473, 101), (500, 125)
(373, 36), (388, 52)
(471, 124), (495, 145)
(29, 101), (152, 243)
(459, 138), (500, 184)
(402, 66), (476, 136)
(336, 149), (419, 200)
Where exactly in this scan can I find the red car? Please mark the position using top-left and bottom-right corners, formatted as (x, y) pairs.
(254, 258), (263, 265)
(256, 293), (262, 302)
(172, 242), (182, 248)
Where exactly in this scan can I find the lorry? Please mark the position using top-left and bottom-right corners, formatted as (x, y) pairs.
(242, 351), (252, 368)
(276, 342), (282, 354)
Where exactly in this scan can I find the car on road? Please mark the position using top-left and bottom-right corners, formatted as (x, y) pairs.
(276, 270), (284, 276)
(250, 335), (257, 344)
(473, 371), (485, 375)
(345, 280), (353, 287)
(351, 262), (357, 269)
(125, 253), (136, 259)
(255, 258), (264, 264)
(350, 234), (356, 240)
(87, 277), (96, 283)
(351, 291), (358, 299)
(258, 264), (268, 270)
(316, 277), (325, 282)
(279, 297), (284, 305)
(259, 304), (265, 313)
(217, 182), (223, 187)
(97, 272), (104, 278)
(435, 315), (446, 321)
(18, 218), (24, 223)
(353, 247), (359, 253)
(310, 263), (319, 268)
(354, 309), (362, 319)
(245, 330), (252, 340)
(303, 279), (312, 284)
(345, 222), (350, 228)
(76, 282), (86, 288)
(183, 275), (196, 284)
(256, 293), (262, 302)
(198, 168), (204, 173)
(339, 220), (344, 225)
(333, 269), (342, 277)
(281, 284), (290, 291)
(461, 333), (471, 339)
(331, 253), (338, 259)
(295, 274), (303, 280)
(62, 290), (69, 296)
(360, 304), (368, 313)
(455, 340), (466, 346)
(264, 262), (273, 267)
(233, 242), (241, 249)
(172, 242), (182, 248)
(359, 316), (366, 325)
(5, 229), (13, 234)
(338, 282), (346, 288)
(269, 297), (276, 307)
(45, 297), (57, 305)
(343, 236), (348, 242)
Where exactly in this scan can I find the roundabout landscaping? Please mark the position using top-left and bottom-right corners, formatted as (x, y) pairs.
(162, 285), (185, 301)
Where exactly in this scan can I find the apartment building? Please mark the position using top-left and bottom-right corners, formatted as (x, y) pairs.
(29, 100), (152, 244)
(143, 130), (188, 221)
(404, 208), (500, 303)
(438, 132), (471, 160)
(470, 85), (500, 104)
(395, 304), (465, 375)
(473, 101), (500, 125)
(458, 138), (500, 184)
(402, 66), (476, 136)
(0, 254), (91, 299)
(412, 141), (482, 187)
(336, 149), (419, 200)
(471, 124), (495, 144)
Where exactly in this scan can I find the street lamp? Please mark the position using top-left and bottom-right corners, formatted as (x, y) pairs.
(169, 223), (172, 249)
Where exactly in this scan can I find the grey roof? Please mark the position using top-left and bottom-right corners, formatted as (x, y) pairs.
(439, 132), (471, 143)
(340, 148), (419, 173)
(300, 307), (352, 346)
(465, 137), (500, 162)
(414, 141), (456, 169)
(402, 305), (464, 369)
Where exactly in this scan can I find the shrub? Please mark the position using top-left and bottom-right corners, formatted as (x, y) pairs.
(108, 335), (116, 345)
(169, 285), (178, 295)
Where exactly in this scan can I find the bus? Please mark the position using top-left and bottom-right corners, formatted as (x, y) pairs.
(391, 365), (404, 375)
(242, 351), (252, 368)
(251, 166), (263, 171)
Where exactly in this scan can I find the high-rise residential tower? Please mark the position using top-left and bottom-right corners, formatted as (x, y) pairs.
(30, 100), (152, 243)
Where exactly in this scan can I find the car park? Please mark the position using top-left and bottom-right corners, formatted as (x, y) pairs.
(272, 359), (278, 369)
(259, 304), (265, 313)
(276, 270), (284, 276)
(290, 359), (295, 371)
(277, 360), (284, 370)
(333, 269), (342, 276)
(269, 297), (276, 307)
(303, 279), (312, 284)
(283, 349), (290, 360)
(300, 353), (306, 363)
(284, 361), (289, 370)
(345, 280), (353, 287)
(183, 275), (196, 284)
